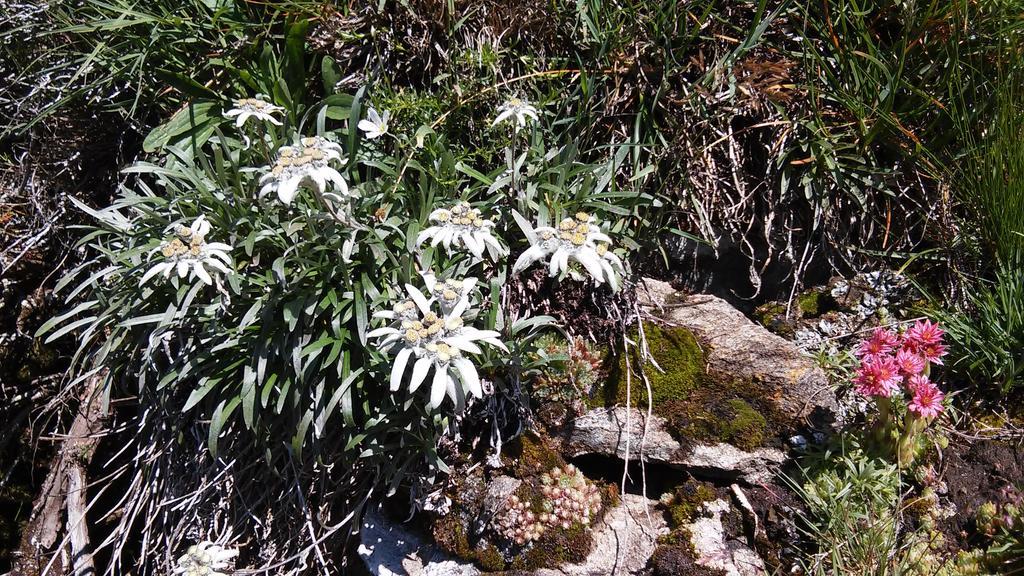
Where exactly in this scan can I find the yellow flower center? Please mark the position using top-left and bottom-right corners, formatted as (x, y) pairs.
(559, 218), (576, 231)
(433, 210), (451, 222)
(575, 211), (590, 223)
(570, 232), (587, 246)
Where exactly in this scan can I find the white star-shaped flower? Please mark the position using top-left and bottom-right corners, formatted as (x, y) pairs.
(492, 97), (539, 130)
(367, 274), (506, 410)
(258, 140), (350, 205)
(415, 202), (505, 260)
(173, 541), (238, 576)
(140, 215), (233, 286)
(512, 211), (626, 290)
(357, 107), (390, 139)
(224, 96), (284, 127)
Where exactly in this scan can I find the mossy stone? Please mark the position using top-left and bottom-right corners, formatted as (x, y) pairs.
(591, 321), (785, 452)
(667, 482), (717, 529)
(432, 511), (472, 558)
(595, 322), (704, 409)
(714, 399), (767, 451)
(507, 432), (564, 478)
(796, 290), (836, 317)
(651, 544), (728, 576)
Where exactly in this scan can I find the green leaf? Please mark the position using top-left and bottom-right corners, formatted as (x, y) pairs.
(143, 101), (218, 153)
(154, 68), (221, 100)
(208, 396), (241, 458)
(321, 56), (341, 94)
(283, 298), (303, 331)
(348, 85), (365, 160)
(283, 18), (310, 106)
(183, 377), (219, 412)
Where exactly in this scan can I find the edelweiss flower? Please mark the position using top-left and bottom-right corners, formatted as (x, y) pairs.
(140, 216), (232, 286)
(368, 277), (506, 410)
(224, 97), (283, 127)
(423, 274), (478, 314)
(173, 541), (237, 576)
(259, 140), (349, 205)
(512, 211), (626, 290)
(416, 202), (505, 260)
(492, 97), (539, 129)
(357, 107), (390, 139)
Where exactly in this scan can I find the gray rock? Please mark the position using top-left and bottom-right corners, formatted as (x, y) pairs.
(687, 499), (767, 576)
(357, 507), (480, 576)
(534, 494), (668, 576)
(638, 277), (839, 425)
(564, 407), (786, 484)
(357, 494), (667, 576)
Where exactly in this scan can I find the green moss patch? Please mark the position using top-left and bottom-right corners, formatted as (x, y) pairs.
(592, 322), (790, 452)
(507, 432), (564, 478)
(594, 322), (705, 409)
(666, 481), (718, 529)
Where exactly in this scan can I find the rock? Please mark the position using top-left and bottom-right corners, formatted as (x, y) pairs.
(533, 494), (668, 576)
(638, 277), (839, 426)
(687, 499), (767, 576)
(358, 507), (480, 576)
(358, 494), (667, 576)
(564, 407), (786, 484)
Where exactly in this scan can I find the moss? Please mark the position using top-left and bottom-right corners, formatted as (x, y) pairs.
(432, 511), (472, 559)
(591, 322), (787, 452)
(651, 545), (728, 576)
(507, 432), (564, 478)
(753, 302), (795, 337)
(594, 322), (705, 409)
(518, 522), (592, 569)
(475, 544), (506, 572)
(754, 302), (786, 326)
(660, 377), (786, 452)
(714, 399), (767, 451)
(797, 289), (836, 317)
(667, 482), (717, 529)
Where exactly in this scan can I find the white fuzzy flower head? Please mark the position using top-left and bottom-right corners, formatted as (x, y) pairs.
(367, 274), (507, 410)
(140, 216), (232, 286)
(357, 107), (390, 139)
(259, 141), (350, 205)
(224, 97), (284, 127)
(173, 541), (238, 576)
(492, 97), (539, 130)
(416, 202), (506, 260)
(512, 211), (626, 290)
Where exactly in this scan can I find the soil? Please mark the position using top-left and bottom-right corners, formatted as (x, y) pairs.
(938, 436), (1024, 550)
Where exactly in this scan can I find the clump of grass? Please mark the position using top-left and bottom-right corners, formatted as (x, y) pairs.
(932, 69), (1024, 397)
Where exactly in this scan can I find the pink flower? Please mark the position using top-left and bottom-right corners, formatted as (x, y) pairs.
(853, 355), (904, 398)
(855, 327), (900, 359)
(906, 373), (931, 393)
(919, 342), (948, 365)
(903, 320), (945, 350)
(908, 381), (945, 419)
(894, 348), (926, 376)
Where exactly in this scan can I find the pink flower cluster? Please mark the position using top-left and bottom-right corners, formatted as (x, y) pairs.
(853, 320), (946, 418)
